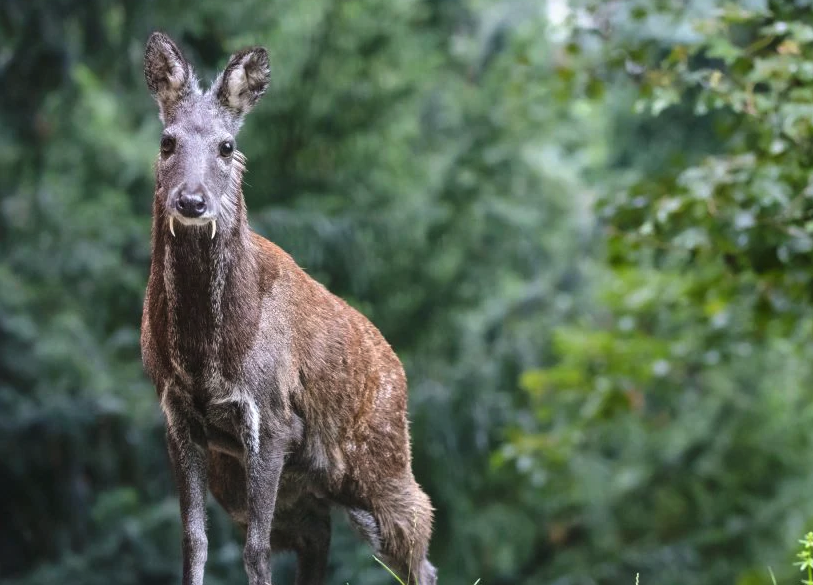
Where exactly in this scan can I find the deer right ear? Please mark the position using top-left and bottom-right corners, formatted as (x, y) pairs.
(144, 32), (196, 123)
(213, 47), (270, 120)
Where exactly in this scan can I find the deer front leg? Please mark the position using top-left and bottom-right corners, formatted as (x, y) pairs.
(238, 397), (287, 585)
(162, 387), (209, 585)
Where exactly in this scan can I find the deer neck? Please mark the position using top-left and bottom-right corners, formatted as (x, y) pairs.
(149, 197), (261, 385)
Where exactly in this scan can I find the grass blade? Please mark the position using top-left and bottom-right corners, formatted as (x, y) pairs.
(373, 555), (407, 585)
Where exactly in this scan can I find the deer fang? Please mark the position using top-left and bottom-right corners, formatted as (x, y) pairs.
(169, 216), (176, 237)
(210, 219), (217, 240)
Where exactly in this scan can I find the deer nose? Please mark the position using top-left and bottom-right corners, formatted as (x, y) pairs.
(176, 190), (207, 218)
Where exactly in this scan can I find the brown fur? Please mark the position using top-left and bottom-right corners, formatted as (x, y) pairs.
(140, 32), (436, 585)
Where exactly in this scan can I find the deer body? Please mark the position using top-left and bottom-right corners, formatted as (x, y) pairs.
(139, 33), (436, 585)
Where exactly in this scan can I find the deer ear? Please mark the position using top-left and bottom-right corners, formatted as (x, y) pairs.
(144, 32), (195, 123)
(213, 47), (270, 117)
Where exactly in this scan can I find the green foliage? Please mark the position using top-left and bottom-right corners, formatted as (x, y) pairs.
(500, 1), (813, 584)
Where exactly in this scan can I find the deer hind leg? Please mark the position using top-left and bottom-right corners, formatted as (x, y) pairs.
(348, 478), (437, 585)
(207, 451), (248, 523)
(277, 497), (332, 585)
(294, 513), (331, 585)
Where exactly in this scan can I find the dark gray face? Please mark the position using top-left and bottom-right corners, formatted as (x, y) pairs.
(144, 33), (270, 239)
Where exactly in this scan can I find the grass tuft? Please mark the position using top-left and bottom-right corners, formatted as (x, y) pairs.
(796, 532), (813, 585)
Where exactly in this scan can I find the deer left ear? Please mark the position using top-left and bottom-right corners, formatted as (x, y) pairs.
(213, 47), (270, 117)
(144, 32), (196, 123)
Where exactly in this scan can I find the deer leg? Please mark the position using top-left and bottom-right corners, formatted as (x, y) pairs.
(291, 500), (331, 585)
(351, 478), (437, 585)
(238, 398), (287, 585)
(162, 387), (210, 585)
(208, 450), (247, 523)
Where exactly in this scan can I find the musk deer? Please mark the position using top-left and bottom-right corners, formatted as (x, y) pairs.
(139, 32), (437, 585)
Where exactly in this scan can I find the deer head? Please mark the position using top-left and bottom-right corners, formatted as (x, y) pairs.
(144, 32), (270, 240)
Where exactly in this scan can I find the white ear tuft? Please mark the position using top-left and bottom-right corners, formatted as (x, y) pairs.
(213, 47), (270, 117)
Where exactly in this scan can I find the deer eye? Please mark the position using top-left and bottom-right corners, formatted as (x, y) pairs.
(160, 136), (175, 155)
(219, 140), (234, 158)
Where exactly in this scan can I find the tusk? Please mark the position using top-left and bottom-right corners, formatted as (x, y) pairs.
(169, 216), (176, 237)
(210, 219), (217, 240)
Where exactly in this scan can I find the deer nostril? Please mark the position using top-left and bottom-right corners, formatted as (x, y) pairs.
(176, 192), (207, 218)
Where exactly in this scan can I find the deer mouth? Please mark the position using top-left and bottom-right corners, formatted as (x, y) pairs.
(168, 216), (217, 240)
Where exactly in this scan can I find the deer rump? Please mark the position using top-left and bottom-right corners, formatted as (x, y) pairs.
(139, 32), (436, 585)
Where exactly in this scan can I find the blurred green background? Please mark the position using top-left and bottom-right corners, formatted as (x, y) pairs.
(5, 0), (813, 583)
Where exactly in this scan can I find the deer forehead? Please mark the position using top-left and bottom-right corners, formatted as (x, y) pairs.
(166, 94), (237, 136)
